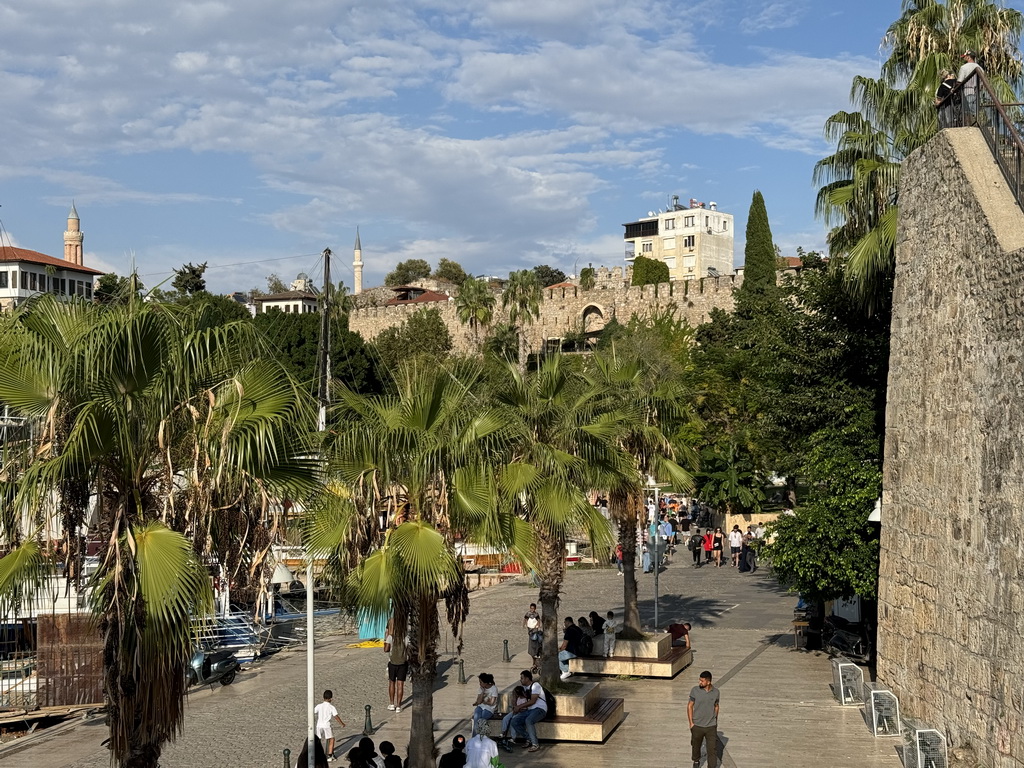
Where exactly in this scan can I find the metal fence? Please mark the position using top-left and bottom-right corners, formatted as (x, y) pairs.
(938, 69), (1024, 207)
(36, 614), (104, 707)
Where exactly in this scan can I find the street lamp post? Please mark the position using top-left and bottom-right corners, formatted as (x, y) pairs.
(646, 477), (669, 630)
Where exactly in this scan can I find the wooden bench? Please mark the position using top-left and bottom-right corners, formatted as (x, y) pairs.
(490, 681), (625, 743)
(568, 635), (693, 678)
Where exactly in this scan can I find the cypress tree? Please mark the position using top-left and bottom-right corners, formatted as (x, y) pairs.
(737, 190), (778, 312)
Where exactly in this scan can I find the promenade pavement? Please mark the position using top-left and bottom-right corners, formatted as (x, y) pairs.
(1, 551), (904, 768)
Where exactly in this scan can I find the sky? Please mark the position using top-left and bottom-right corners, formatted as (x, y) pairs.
(0, 0), (1012, 294)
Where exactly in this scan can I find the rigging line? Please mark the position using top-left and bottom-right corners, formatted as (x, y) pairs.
(137, 251), (324, 277)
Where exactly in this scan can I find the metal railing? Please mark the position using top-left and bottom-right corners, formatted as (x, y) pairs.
(938, 69), (1024, 207)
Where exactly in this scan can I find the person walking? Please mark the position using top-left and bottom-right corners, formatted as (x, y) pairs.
(690, 528), (704, 567)
(702, 528), (714, 565)
(314, 690), (346, 762)
(688, 671), (720, 768)
(614, 543), (624, 576)
(712, 527), (724, 568)
(523, 603), (542, 673)
(728, 525), (743, 567)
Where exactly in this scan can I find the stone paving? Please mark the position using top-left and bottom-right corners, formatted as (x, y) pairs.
(1, 553), (905, 767)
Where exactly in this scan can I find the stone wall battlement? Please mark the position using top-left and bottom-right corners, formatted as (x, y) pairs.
(348, 270), (743, 353)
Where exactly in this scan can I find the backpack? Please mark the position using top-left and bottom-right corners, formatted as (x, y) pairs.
(578, 632), (593, 657)
(539, 685), (555, 719)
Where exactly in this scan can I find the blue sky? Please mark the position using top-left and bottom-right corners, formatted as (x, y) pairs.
(0, 1), (1009, 293)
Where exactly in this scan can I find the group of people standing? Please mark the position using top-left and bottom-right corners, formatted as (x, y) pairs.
(687, 524), (763, 572)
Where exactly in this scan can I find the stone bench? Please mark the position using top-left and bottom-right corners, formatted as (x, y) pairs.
(568, 633), (693, 678)
(491, 680), (625, 743)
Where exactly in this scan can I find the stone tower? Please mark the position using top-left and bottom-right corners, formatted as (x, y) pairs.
(353, 227), (363, 295)
(63, 202), (83, 265)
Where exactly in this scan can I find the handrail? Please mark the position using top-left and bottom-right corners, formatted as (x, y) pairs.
(937, 69), (1024, 207)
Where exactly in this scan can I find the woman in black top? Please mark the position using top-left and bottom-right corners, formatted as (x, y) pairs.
(588, 611), (605, 634)
(712, 527), (724, 568)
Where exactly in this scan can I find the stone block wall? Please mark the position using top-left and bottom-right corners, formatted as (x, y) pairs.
(880, 128), (1024, 766)
(348, 269), (742, 355)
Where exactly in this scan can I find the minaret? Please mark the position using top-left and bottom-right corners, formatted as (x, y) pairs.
(64, 202), (83, 265)
(353, 227), (363, 295)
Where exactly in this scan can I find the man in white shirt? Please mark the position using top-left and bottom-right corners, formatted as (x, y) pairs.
(509, 669), (548, 752)
(728, 525), (744, 567)
(314, 689), (346, 761)
(957, 50), (983, 123)
(466, 719), (500, 768)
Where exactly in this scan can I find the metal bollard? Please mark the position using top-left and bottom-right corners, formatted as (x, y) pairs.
(283, 748), (291, 768)
(363, 704), (374, 735)
(502, 639), (511, 663)
(458, 658), (467, 684)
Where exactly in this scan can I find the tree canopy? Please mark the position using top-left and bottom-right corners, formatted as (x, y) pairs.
(532, 264), (567, 288)
(432, 258), (468, 285)
(630, 255), (669, 286)
(171, 261), (208, 295)
(385, 258), (432, 286)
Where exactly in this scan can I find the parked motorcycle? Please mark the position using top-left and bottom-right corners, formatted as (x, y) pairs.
(822, 615), (872, 665)
(187, 648), (240, 688)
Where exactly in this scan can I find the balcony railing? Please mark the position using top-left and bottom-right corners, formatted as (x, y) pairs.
(938, 69), (1024, 207)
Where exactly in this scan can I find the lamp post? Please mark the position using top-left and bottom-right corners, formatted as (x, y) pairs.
(646, 477), (669, 630)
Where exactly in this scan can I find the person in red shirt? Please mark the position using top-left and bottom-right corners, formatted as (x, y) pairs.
(702, 530), (714, 565)
(667, 622), (691, 649)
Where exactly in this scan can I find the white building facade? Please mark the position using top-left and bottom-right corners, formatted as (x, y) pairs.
(623, 195), (735, 281)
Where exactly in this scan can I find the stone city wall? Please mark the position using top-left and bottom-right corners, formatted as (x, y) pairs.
(879, 128), (1024, 766)
(348, 265), (742, 353)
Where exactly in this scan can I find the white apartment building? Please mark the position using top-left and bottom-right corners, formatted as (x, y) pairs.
(623, 195), (735, 281)
(0, 205), (103, 311)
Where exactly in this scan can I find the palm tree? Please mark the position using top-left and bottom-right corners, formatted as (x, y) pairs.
(585, 346), (696, 635)
(308, 361), (523, 768)
(0, 292), (318, 768)
(454, 277), (496, 348)
(492, 356), (618, 686)
(815, 0), (1023, 306)
(501, 270), (542, 373)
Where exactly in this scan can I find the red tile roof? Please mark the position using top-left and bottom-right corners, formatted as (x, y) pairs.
(0, 246), (104, 276)
(546, 281), (576, 289)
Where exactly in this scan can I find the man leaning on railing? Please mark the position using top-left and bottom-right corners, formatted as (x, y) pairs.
(957, 50), (984, 124)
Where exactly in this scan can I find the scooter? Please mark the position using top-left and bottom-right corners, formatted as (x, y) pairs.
(187, 647), (239, 688)
(822, 615), (872, 665)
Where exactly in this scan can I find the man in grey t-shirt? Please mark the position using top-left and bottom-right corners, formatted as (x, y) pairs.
(688, 670), (720, 768)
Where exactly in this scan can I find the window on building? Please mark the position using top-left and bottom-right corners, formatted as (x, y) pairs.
(664, 218), (675, 230)
(641, 241), (653, 253)
(21, 271), (28, 290)
(663, 237), (676, 250)
(683, 235), (695, 248)
(723, 220), (728, 231)
(284, 305), (291, 313)
(705, 216), (709, 227)
(60, 278), (66, 294)
(85, 283), (92, 300)
(665, 257), (677, 270)
(0, 272), (6, 289)
(30, 272), (37, 291)
(77, 280), (85, 296)
(684, 215), (695, 227)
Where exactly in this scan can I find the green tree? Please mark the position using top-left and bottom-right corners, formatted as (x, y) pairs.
(266, 273), (288, 293)
(815, 0), (1023, 306)
(484, 322), (519, 363)
(432, 258), (468, 285)
(532, 264), (567, 287)
(307, 361), (521, 768)
(385, 258), (432, 286)
(764, 402), (882, 601)
(737, 191), (777, 306)
(373, 307), (453, 373)
(94, 272), (135, 304)
(493, 357), (617, 686)
(253, 310), (378, 394)
(171, 261), (208, 295)
(579, 266), (596, 291)
(586, 345), (695, 635)
(0, 293), (318, 768)
(630, 255), (669, 286)
(454, 278), (496, 348)
(501, 270), (543, 374)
